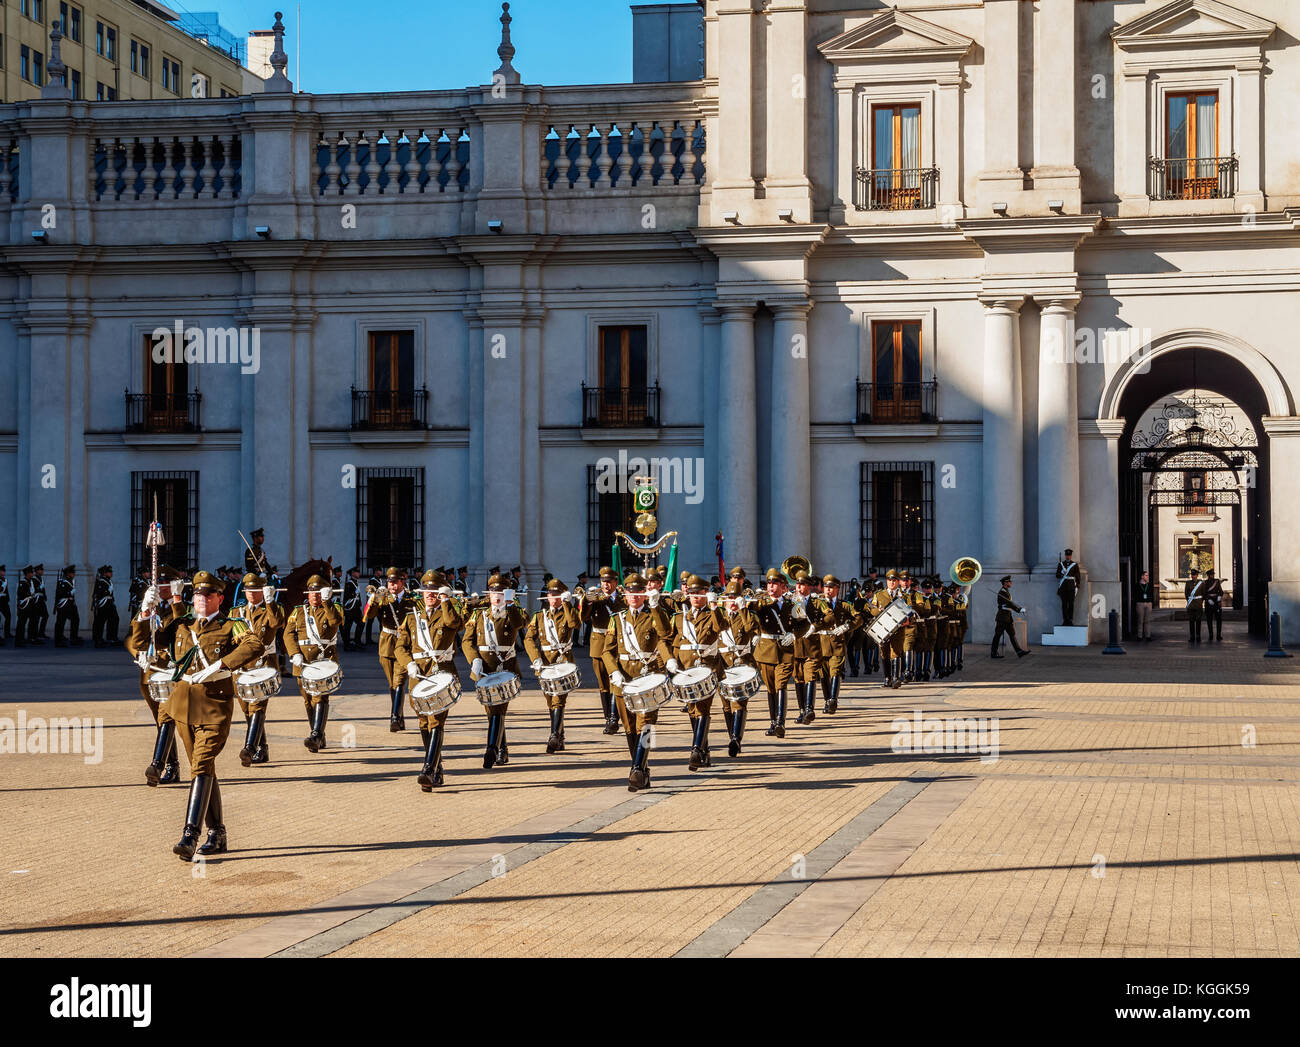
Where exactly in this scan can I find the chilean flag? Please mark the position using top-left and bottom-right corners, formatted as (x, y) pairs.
(715, 532), (725, 580)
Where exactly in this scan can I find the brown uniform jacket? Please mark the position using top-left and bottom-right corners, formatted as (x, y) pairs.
(718, 605), (759, 669)
(601, 606), (673, 681)
(363, 588), (416, 661)
(129, 610), (264, 724)
(580, 590), (626, 659)
(669, 604), (728, 674)
(396, 600), (466, 678)
(818, 596), (860, 660)
(282, 601), (344, 674)
(523, 603), (582, 666)
(229, 599), (288, 670)
(462, 604), (529, 679)
(750, 596), (808, 665)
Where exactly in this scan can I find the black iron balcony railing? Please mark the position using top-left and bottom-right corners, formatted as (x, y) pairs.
(853, 167), (938, 211)
(125, 390), (203, 433)
(1148, 155), (1237, 200)
(856, 381), (938, 424)
(582, 383), (661, 429)
(351, 387), (429, 431)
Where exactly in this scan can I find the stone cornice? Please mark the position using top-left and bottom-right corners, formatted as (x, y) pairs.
(959, 214), (1103, 254)
(689, 224), (830, 260)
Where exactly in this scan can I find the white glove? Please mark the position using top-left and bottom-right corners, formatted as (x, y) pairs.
(610, 670), (626, 687)
(779, 633), (795, 648)
(531, 659), (544, 672)
(706, 592), (718, 607)
(320, 586), (332, 602)
(504, 589), (516, 603)
(170, 580), (186, 598)
(561, 590), (573, 604)
(262, 586), (275, 603)
(647, 591), (660, 608)
(291, 654), (304, 668)
(471, 658), (485, 676)
(737, 595), (749, 609)
(666, 658), (682, 674)
(191, 660), (223, 683)
(135, 652), (151, 671)
(139, 586), (160, 617)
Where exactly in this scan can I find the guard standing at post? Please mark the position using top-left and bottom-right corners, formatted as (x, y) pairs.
(1056, 550), (1081, 626)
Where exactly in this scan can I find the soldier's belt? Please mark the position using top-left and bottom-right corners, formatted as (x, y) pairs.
(381, 626), (399, 636)
(181, 669), (232, 684)
(540, 642), (573, 653)
(478, 645), (516, 658)
(681, 642), (719, 656)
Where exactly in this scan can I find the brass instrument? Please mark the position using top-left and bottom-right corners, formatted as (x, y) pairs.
(780, 555), (811, 587)
(949, 556), (982, 586)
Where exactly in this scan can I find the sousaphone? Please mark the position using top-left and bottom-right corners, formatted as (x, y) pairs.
(949, 556), (982, 586)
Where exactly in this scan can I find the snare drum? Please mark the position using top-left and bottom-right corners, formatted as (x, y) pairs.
(621, 672), (674, 714)
(867, 597), (913, 646)
(410, 672), (461, 715)
(475, 670), (521, 707)
(720, 664), (761, 702)
(235, 666), (281, 707)
(671, 666), (718, 706)
(301, 658), (342, 696)
(538, 661), (581, 697)
(146, 669), (175, 705)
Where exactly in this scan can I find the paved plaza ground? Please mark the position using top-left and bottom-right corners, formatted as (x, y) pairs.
(1, 623), (1297, 958)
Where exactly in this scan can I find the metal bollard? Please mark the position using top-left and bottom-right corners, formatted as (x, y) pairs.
(1102, 609), (1125, 655)
(1265, 612), (1291, 658)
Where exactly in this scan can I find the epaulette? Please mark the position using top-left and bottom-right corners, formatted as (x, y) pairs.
(230, 619), (249, 636)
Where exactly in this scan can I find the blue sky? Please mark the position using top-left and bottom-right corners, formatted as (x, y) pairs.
(188, 0), (636, 93)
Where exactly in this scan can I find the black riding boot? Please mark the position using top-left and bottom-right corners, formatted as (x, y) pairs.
(823, 675), (839, 714)
(304, 702), (326, 752)
(626, 731), (639, 758)
(174, 774), (214, 860)
(146, 720), (177, 787)
(239, 711), (264, 767)
(547, 708), (562, 754)
(892, 658), (904, 688)
(803, 682), (816, 724)
(198, 778), (227, 855)
(688, 713), (707, 771)
(420, 725), (431, 753)
(629, 726), (652, 792)
(497, 722), (510, 765)
(775, 690), (787, 737)
(484, 711), (502, 768)
(765, 690), (779, 735)
(418, 725), (445, 791)
(250, 714), (269, 764)
(731, 705), (746, 756)
(389, 687), (405, 732)
(722, 708), (736, 752)
(601, 691), (619, 734)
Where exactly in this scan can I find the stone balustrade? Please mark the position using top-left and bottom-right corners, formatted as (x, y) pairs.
(92, 132), (241, 202)
(314, 126), (470, 197)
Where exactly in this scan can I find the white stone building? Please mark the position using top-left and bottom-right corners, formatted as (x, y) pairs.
(3, 0), (1299, 642)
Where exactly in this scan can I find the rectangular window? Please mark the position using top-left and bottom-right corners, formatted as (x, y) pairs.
(870, 320), (925, 422)
(33, 0), (44, 22)
(356, 468), (423, 574)
(96, 81), (104, 101)
(106, 26), (116, 61)
(70, 68), (80, 99)
(130, 39), (137, 74)
(60, 3), (81, 42)
(587, 464), (634, 576)
(21, 1), (30, 20)
(867, 103), (925, 209)
(860, 460), (934, 578)
(140, 45), (149, 79)
(142, 332), (191, 431)
(132, 472), (199, 577)
(595, 324), (650, 426)
(21, 46), (29, 83)
(1165, 92), (1219, 199)
(95, 21), (103, 55)
(107, 85), (116, 101)
(1183, 470), (1210, 515)
(363, 330), (417, 427)
(32, 50), (42, 86)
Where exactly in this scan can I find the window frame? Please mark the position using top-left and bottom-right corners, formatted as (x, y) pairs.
(859, 460), (935, 579)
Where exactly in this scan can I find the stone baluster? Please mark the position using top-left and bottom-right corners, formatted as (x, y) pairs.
(444, 130), (463, 191)
(541, 127), (554, 187)
(636, 123), (656, 187)
(383, 132), (402, 194)
(595, 125), (614, 188)
(179, 138), (197, 199)
(426, 131), (445, 192)
(554, 127), (572, 188)
(195, 136), (216, 198)
(364, 129), (382, 195)
(0, 138), (12, 201)
(343, 133), (362, 196)
(216, 134), (236, 199)
(321, 134), (340, 196)
(162, 137), (181, 201)
(402, 131), (423, 193)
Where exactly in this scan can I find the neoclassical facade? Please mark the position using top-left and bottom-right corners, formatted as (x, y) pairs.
(3, 0), (1299, 641)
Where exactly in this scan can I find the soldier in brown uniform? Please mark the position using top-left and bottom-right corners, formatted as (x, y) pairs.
(462, 573), (529, 768)
(645, 565), (677, 618)
(750, 567), (804, 738)
(869, 570), (907, 688)
(126, 568), (186, 785)
(524, 578), (582, 754)
(602, 573), (673, 791)
(916, 577), (938, 681)
(717, 579), (758, 755)
(898, 572), (926, 682)
(362, 566), (416, 732)
(665, 573), (728, 770)
(396, 570), (466, 791)
(579, 565), (625, 735)
(228, 572), (288, 766)
(818, 574), (858, 714)
(790, 570), (831, 725)
(131, 571), (264, 859)
(283, 575), (344, 752)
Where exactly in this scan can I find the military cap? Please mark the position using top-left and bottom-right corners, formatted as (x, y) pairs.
(489, 565), (501, 575)
(765, 567), (787, 584)
(0, 565), (5, 571)
(545, 578), (566, 594)
(305, 574), (329, 591)
(420, 569), (445, 589)
(1188, 567), (1200, 575)
(728, 566), (747, 579)
(577, 571), (591, 582)
(1000, 575), (1012, 584)
(191, 570), (225, 594)
(1064, 549), (1073, 556)
(685, 574), (709, 593)
(724, 579), (745, 596)
(921, 577), (934, 589)
(386, 566), (407, 579)
(599, 566), (618, 581)
(242, 572), (266, 588)
(543, 572), (554, 583)
(885, 569), (898, 579)
(250, 528), (265, 538)
(623, 572), (647, 593)
(348, 566), (360, 574)
(792, 569), (812, 584)
(34, 563), (44, 571)
(22, 564), (33, 573)
(486, 573), (508, 591)
(868, 566), (879, 575)
(457, 565), (468, 573)
(62, 564), (76, 574)
(822, 573), (840, 587)
(104, 564), (113, 572)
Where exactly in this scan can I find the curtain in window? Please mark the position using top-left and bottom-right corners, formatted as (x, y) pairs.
(900, 106), (920, 187)
(1195, 93), (1216, 179)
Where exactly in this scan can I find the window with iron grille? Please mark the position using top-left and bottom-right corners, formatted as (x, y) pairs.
(132, 472), (199, 576)
(356, 467), (423, 574)
(587, 464), (633, 576)
(860, 461), (934, 578)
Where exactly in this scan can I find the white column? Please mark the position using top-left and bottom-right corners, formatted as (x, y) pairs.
(1261, 417), (1300, 644)
(1030, 0), (1080, 205)
(1079, 418), (1125, 641)
(1235, 59), (1265, 210)
(1117, 69), (1150, 215)
(716, 302), (758, 573)
(980, 296), (1026, 572)
(1035, 296), (1081, 570)
(977, 0), (1023, 205)
(770, 302), (811, 559)
(935, 73), (963, 217)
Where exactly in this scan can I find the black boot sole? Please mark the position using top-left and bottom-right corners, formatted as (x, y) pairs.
(728, 740), (740, 757)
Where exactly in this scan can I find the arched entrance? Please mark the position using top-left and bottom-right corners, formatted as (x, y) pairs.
(1110, 338), (1283, 637)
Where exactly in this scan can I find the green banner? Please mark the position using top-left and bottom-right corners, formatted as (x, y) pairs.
(611, 542), (623, 580)
(665, 541), (679, 590)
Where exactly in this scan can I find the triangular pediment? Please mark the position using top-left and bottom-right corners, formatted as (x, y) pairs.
(818, 9), (973, 63)
(1112, 0), (1275, 47)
